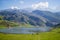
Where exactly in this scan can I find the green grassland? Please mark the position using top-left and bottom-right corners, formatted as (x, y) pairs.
(0, 20), (19, 28)
(0, 28), (60, 40)
(0, 16), (19, 28)
(0, 20), (34, 28)
(19, 23), (35, 28)
(0, 20), (35, 28)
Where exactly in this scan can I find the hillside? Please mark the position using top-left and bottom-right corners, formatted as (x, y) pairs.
(0, 9), (45, 27)
(0, 9), (60, 27)
(32, 10), (60, 25)
(0, 20), (19, 28)
(0, 16), (19, 28)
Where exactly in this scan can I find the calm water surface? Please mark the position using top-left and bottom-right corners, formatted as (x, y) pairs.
(0, 27), (51, 34)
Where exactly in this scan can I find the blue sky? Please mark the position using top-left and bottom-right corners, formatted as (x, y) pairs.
(0, 0), (60, 11)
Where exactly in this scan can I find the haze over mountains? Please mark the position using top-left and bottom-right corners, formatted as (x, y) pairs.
(0, 9), (60, 27)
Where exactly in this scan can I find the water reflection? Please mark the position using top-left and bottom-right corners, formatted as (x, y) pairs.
(0, 27), (51, 34)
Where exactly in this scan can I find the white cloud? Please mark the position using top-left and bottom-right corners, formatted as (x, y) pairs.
(52, 6), (60, 12)
(55, 6), (60, 10)
(50, 7), (56, 10)
(20, 1), (24, 4)
(11, 6), (20, 9)
(32, 2), (49, 9)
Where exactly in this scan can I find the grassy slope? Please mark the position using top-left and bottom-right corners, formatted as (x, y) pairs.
(0, 20), (19, 28)
(0, 16), (36, 28)
(0, 20), (34, 28)
(0, 22), (34, 28)
(19, 23), (35, 28)
(0, 28), (60, 40)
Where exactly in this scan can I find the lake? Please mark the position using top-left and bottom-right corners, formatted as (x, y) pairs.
(0, 27), (51, 34)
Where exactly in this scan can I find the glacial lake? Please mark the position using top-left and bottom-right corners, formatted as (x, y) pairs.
(0, 27), (51, 34)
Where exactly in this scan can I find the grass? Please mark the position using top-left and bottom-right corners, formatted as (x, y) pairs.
(0, 20), (35, 28)
(0, 25), (7, 29)
(0, 20), (19, 28)
(19, 23), (35, 28)
(0, 28), (60, 40)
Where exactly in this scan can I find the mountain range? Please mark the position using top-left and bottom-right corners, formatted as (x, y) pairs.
(0, 9), (60, 27)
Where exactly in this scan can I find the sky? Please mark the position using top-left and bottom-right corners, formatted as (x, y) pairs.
(0, 0), (60, 12)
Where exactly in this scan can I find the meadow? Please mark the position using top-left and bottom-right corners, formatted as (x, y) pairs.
(0, 28), (60, 40)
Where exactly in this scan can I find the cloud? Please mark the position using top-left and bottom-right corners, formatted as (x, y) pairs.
(48, 6), (60, 12)
(52, 6), (60, 12)
(10, 6), (20, 9)
(32, 2), (49, 9)
(20, 1), (24, 4)
(55, 6), (60, 10)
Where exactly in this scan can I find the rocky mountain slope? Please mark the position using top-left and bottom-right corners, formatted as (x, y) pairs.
(0, 9), (60, 27)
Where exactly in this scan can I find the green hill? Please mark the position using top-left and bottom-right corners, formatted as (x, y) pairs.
(0, 16), (34, 28)
(0, 20), (19, 28)
(0, 16), (19, 28)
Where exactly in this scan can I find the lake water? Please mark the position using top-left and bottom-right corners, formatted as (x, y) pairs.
(0, 27), (51, 34)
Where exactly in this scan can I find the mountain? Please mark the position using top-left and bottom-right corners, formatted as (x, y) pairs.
(0, 9), (60, 27)
(54, 12), (60, 18)
(32, 10), (60, 26)
(0, 9), (46, 27)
